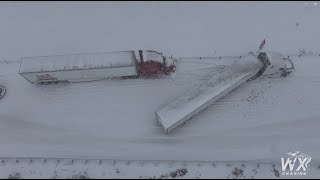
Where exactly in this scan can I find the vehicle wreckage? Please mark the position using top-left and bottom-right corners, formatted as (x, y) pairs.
(156, 52), (294, 134)
(18, 50), (294, 134)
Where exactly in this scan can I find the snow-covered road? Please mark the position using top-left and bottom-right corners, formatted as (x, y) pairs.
(0, 54), (319, 165)
(1, 2), (320, 178)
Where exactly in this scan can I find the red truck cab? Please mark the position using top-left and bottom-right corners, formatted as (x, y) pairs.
(138, 50), (176, 76)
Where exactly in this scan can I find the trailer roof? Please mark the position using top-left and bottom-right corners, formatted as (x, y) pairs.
(19, 51), (136, 73)
(156, 53), (263, 133)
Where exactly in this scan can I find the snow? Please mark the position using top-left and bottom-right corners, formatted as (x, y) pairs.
(0, 158), (319, 179)
(1, 1), (320, 178)
(156, 53), (263, 133)
(1, 54), (320, 164)
(1, 2), (320, 60)
(19, 51), (136, 73)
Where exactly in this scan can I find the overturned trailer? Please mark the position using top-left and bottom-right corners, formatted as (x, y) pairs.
(156, 52), (272, 134)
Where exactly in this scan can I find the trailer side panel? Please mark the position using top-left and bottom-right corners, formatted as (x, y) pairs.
(20, 66), (138, 83)
(156, 53), (264, 134)
(19, 51), (138, 83)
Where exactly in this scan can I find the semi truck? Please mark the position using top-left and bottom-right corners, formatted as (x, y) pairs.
(156, 52), (295, 134)
(155, 52), (293, 134)
(19, 50), (176, 84)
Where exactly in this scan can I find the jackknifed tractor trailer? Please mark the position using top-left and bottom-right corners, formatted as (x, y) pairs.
(155, 52), (294, 134)
(17, 49), (294, 134)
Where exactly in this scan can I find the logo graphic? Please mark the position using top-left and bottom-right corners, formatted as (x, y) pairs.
(281, 151), (311, 176)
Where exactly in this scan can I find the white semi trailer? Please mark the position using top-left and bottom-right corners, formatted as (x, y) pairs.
(19, 50), (176, 84)
(155, 52), (271, 134)
(19, 51), (138, 84)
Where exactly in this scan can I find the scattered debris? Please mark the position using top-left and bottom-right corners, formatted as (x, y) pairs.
(231, 167), (244, 178)
(252, 169), (258, 174)
(141, 168), (189, 179)
(298, 49), (306, 57)
(71, 171), (90, 179)
(52, 170), (58, 179)
(8, 173), (21, 179)
(169, 168), (188, 178)
(272, 168), (280, 178)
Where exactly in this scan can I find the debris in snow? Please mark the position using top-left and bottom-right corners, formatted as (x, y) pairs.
(8, 173), (21, 179)
(231, 167), (244, 178)
(71, 171), (90, 179)
(52, 170), (58, 179)
(298, 48), (306, 56)
(169, 168), (188, 178)
(245, 80), (271, 104)
(272, 168), (280, 178)
(252, 169), (258, 174)
(141, 168), (188, 179)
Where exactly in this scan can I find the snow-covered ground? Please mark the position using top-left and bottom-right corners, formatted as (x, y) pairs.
(0, 1), (320, 59)
(1, 158), (319, 179)
(1, 1), (320, 178)
(1, 54), (320, 178)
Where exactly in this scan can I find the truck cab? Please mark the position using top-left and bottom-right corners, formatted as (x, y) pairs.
(137, 50), (176, 76)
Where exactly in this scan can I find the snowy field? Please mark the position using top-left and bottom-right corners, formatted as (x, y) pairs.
(1, 158), (319, 179)
(1, 1), (320, 178)
(0, 1), (320, 59)
(1, 53), (320, 178)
